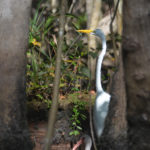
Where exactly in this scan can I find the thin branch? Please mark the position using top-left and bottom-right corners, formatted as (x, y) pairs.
(43, 0), (66, 149)
(110, 0), (120, 25)
(89, 93), (98, 150)
(65, 0), (76, 31)
(88, 59), (97, 150)
(109, 0), (120, 65)
(68, 0), (76, 13)
(65, 34), (81, 56)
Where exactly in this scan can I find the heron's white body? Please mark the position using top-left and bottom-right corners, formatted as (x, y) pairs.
(92, 29), (111, 139)
(84, 135), (92, 150)
(93, 91), (110, 138)
(76, 29), (111, 149)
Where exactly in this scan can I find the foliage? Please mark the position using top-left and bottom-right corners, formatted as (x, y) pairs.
(26, 0), (115, 139)
(26, 2), (89, 110)
(69, 99), (87, 136)
(27, 4), (56, 109)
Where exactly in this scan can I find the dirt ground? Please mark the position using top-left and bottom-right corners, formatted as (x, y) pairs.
(29, 110), (80, 150)
(29, 121), (71, 150)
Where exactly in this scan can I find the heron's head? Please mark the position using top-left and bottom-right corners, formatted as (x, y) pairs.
(77, 29), (105, 41)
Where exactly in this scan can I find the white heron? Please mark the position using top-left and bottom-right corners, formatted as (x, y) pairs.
(73, 29), (111, 150)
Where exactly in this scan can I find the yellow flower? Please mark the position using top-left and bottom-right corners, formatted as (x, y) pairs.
(31, 38), (41, 47)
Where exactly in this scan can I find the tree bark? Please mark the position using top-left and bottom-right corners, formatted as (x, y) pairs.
(123, 0), (150, 149)
(100, 50), (127, 150)
(99, 1), (127, 149)
(87, 0), (102, 89)
(0, 0), (32, 150)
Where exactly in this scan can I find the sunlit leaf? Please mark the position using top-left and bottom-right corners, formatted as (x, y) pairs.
(44, 16), (55, 29)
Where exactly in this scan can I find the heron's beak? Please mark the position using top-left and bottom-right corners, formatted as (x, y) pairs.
(77, 29), (93, 34)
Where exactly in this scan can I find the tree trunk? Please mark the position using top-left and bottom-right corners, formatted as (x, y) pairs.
(100, 50), (127, 150)
(87, 0), (102, 89)
(0, 0), (32, 150)
(99, 1), (127, 150)
(123, 0), (150, 149)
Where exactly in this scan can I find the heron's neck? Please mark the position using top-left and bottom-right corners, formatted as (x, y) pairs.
(96, 39), (106, 93)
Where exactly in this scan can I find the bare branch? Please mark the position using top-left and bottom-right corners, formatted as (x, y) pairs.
(109, 0), (120, 65)
(43, 0), (66, 149)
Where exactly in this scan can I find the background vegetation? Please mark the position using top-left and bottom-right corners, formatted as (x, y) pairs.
(27, 0), (118, 138)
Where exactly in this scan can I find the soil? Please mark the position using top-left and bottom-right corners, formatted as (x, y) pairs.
(29, 121), (71, 150)
(27, 92), (94, 150)
(28, 108), (89, 150)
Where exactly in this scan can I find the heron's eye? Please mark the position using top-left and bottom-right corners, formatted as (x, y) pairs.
(93, 30), (97, 35)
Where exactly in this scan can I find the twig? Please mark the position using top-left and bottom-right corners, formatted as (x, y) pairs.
(89, 93), (98, 150)
(43, 0), (66, 149)
(68, 0), (76, 14)
(65, 0), (76, 31)
(110, 0), (120, 24)
(109, 0), (120, 66)
(89, 61), (97, 150)
(65, 34), (81, 56)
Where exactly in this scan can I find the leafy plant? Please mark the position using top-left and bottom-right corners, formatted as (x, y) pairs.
(69, 100), (87, 136)
(26, 2), (91, 112)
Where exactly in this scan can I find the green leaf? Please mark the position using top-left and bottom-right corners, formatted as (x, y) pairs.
(72, 22), (80, 30)
(72, 122), (76, 125)
(69, 131), (74, 136)
(36, 94), (43, 100)
(77, 126), (82, 130)
(69, 130), (80, 136)
(44, 17), (55, 29)
(71, 87), (79, 91)
(74, 130), (80, 136)
(80, 114), (86, 120)
(66, 13), (78, 19)
(49, 40), (56, 47)
(76, 120), (80, 124)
